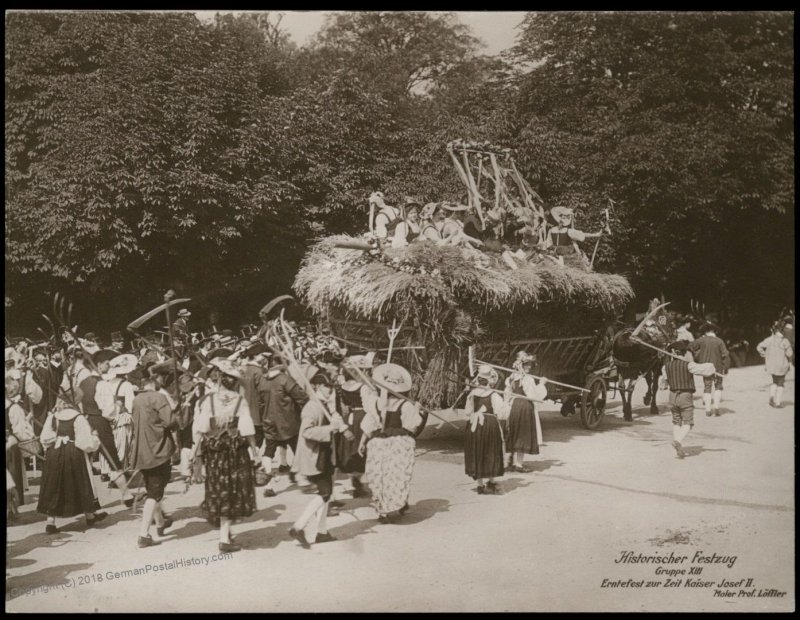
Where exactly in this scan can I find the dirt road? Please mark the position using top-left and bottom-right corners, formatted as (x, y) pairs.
(5, 365), (794, 612)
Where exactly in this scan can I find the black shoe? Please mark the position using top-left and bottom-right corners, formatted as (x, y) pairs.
(315, 532), (337, 543)
(378, 514), (391, 524)
(289, 527), (311, 549)
(329, 500), (345, 508)
(138, 535), (160, 548)
(327, 506), (340, 517)
(278, 465), (291, 474)
(218, 541), (242, 553)
(288, 473), (296, 484)
(100, 474), (110, 482)
(477, 485), (487, 495)
(124, 498), (134, 508)
(486, 482), (501, 495)
(157, 516), (174, 537)
(87, 512), (108, 526)
(671, 440), (685, 459)
(263, 488), (277, 498)
(45, 524), (59, 535)
(705, 411), (712, 417)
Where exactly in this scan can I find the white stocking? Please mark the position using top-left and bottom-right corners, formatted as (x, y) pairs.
(672, 425), (682, 443)
(702, 394), (712, 412)
(769, 384), (777, 401)
(294, 495), (324, 532)
(775, 387), (783, 405)
(713, 390), (722, 409)
(678, 424), (692, 443)
(220, 517), (232, 544)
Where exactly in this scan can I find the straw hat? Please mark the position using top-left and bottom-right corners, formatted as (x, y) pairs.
(372, 363), (412, 393)
(177, 309), (191, 318)
(475, 364), (499, 388)
(208, 358), (241, 379)
(421, 202), (440, 220)
(108, 354), (138, 377)
(550, 206), (574, 221)
(442, 202), (469, 212)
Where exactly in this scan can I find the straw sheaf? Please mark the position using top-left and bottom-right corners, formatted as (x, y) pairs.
(294, 235), (633, 319)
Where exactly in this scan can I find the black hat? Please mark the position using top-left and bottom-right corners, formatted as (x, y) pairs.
(308, 367), (333, 386)
(243, 343), (268, 358)
(207, 347), (234, 361)
(701, 321), (720, 334)
(315, 349), (343, 365)
(93, 349), (118, 366)
(667, 340), (689, 354)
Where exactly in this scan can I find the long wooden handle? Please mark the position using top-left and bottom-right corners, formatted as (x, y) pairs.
(474, 358), (589, 393)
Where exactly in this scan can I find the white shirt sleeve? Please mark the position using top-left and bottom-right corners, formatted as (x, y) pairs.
(400, 401), (422, 432)
(491, 392), (511, 420)
(360, 410), (382, 436)
(193, 398), (212, 438)
(392, 222), (409, 248)
(39, 412), (56, 448)
(374, 212), (390, 238)
(567, 228), (587, 242)
(8, 403), (34, 441)
(520, 375), (548, 402)
(236, 400), (255, 437)
(25, 373), (43, 405)
(95, 380), (114, 419)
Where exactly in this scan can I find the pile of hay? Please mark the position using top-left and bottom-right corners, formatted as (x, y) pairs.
(294, 235), (634, 407)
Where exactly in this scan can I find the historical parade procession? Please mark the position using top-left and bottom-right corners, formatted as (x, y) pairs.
(5, 10), (794, 614)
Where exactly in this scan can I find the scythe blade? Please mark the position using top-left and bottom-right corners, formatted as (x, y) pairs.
(631, 302), (671, 339)
(127, 298), (191, 331)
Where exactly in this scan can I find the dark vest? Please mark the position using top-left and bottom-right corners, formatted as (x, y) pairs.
(664, 359), (696, 393)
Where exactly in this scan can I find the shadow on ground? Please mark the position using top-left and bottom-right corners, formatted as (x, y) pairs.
(5, 562), (94, 601)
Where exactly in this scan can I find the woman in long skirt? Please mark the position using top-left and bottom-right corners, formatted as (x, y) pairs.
(464, 365), (510, 494)
(37, 405), (106, 533)
(504, 351), (548, 472)
(191, 359), (258, 553)
(6, 368), (37, 511)
(360, 363), (422, 523)
(333, 354), (376, 498)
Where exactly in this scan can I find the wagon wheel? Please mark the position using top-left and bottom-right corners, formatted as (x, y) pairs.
(580, 377), (607, 430)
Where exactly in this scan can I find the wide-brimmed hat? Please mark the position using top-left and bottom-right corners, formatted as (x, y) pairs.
(404, 197), (422, 210)
(442, 202), (469, 212)
(177, 309), (191, 318)
(208, 358), (241, 379)
(550, 206), (574, 221)
(108, 354), (138, 377)
(475, 364), (499, 387)
(372, 363), (412, 393)
(243, 342), (268, 358)
(149, 360), (182, 378)
(421, 202), (440, 220)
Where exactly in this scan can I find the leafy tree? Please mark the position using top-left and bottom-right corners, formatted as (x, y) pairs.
(506, 11), (794, 321)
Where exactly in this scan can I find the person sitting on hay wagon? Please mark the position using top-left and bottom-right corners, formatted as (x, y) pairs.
(464, 365), (510, 495)
(545, 206), (608, 266)
(391, 199), (422, 248)
(369, 191), (403, 242)
(442, 202), (483, 249)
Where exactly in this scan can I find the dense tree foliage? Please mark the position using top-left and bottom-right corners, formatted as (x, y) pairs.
(5, 11), (794, 334)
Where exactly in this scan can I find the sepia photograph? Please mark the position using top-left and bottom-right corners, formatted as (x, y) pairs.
(4, 10), (795, 612)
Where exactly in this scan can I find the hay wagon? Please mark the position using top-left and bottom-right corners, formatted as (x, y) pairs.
(295, 237), (632, 434)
